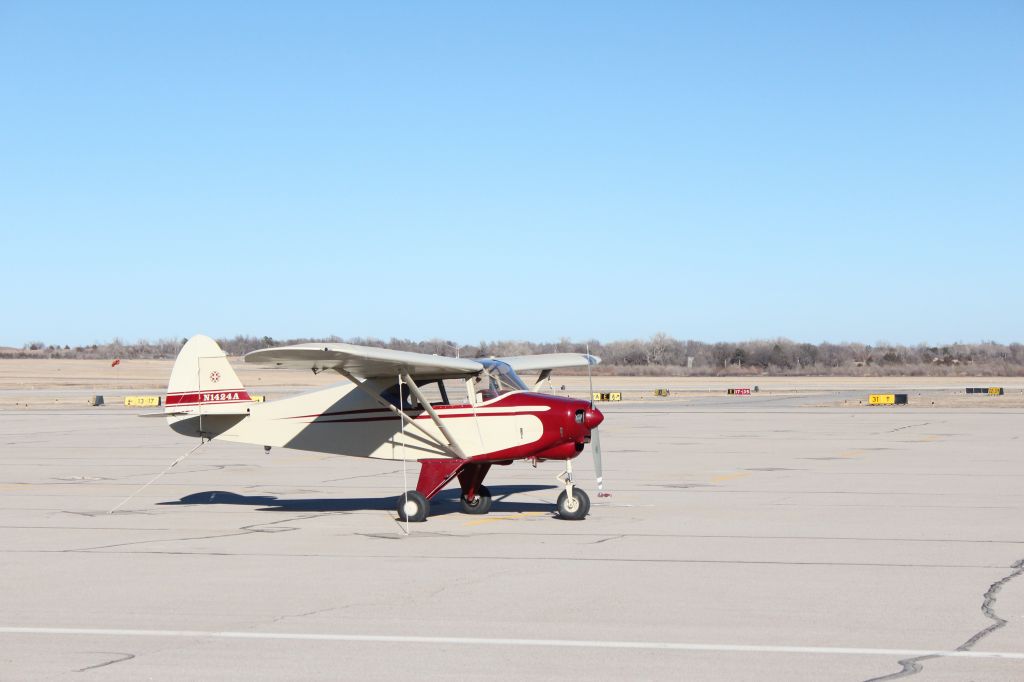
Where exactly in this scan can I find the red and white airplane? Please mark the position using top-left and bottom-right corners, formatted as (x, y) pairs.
(164, 335), (606, 521)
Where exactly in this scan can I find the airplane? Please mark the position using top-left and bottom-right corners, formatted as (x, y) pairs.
(162, 335), (606, 521)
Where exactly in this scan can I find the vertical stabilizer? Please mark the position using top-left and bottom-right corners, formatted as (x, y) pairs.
(166, 336), (255, 431)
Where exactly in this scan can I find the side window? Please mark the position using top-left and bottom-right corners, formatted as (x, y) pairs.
(380, 379), (465, 408)
(411, 380), (447, 407)
(379, 383), (414, 409)
(474, 374), (501, 402)
(440, 378), (470, 406)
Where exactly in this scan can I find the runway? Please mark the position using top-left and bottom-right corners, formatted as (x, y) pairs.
(1, 398), (1022, 680)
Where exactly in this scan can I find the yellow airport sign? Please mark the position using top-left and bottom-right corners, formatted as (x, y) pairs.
(124, 395), (162, 407)
(869, 393), (908, 405)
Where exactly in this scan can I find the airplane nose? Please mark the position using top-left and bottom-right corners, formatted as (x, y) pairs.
(585, 406), (604, 430)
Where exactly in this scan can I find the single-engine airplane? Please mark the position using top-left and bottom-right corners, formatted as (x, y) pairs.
(163, 335), (606, 521)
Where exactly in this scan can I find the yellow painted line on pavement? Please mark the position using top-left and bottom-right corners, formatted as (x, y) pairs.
(464, 511), (547, 527)
(711, 472), (751, 483)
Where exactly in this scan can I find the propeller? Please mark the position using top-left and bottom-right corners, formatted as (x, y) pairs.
(586, 344), (610, 497)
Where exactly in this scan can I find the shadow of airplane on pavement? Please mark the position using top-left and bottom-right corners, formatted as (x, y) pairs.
(158, 484), (558, 516)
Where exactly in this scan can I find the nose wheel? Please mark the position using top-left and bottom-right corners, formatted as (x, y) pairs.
(555, 460), (591, 520)
(556, 487), (590, 520)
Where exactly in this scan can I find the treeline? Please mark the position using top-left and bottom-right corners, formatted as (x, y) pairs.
(6, 334), (1024, 376)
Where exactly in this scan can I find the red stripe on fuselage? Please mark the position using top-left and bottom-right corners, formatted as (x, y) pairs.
(285, 407), (392, 420)
(283, 392), (561, 422)
(298, 411), (545, 425)
(165, 390), (252, 406)
(283, 403), (488, 421)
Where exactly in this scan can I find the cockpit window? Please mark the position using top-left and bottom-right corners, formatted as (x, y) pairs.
(474, 360), (528, 402)
(494, 363), (528, 392)
(380, 379), (453, 409)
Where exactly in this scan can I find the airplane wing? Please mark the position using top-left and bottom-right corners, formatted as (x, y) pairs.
(497, 353), (600, 373)
(244, 343), (484, 379)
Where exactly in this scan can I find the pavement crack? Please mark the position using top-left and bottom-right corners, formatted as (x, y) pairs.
(72, 513), (322, 550)
(269, 606), (338, 624)
(71, 530), (255, 552)
(416, 570), (503, 604)
(878, 422), (931, 435)
(322, 468), (402, 483)
(238, 513), (321, 533)
(253, 600), (386, 630)
(75, 651), (135, 672)
(592, 534), (624, 545)
(863, 557), (1024, 681)
(185, 463), (252, 474)
(958, 557), (1024, 650)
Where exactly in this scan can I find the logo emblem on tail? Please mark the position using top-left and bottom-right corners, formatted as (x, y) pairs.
(209, 371), (221, 383)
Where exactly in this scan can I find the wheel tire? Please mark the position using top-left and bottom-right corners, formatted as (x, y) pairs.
(460, 484), (493, 515)
(397, 490), (429, 522)
(556, 487), (590, 520)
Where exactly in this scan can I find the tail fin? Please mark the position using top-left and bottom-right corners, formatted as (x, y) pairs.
(166, 335), (255, 436)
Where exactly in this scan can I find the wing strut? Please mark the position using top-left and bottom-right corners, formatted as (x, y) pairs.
(533, 369), (552, 391)
(401, 373), (467, 459)
(336, 369), (465, 460)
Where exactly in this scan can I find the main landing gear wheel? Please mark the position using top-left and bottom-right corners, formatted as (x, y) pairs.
(397, 490), (429, 522)
(460, 484), (493, 515)
(556, 488), (590, 520)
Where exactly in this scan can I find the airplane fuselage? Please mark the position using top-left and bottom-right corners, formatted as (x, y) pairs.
(171, 380), (601, 464)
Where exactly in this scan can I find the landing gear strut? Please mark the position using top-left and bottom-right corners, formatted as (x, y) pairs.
(460, 484), (492, 514)
(457, 463), (492, 515)
(397, 461), (494, 522)
(555, 459), (590, 520)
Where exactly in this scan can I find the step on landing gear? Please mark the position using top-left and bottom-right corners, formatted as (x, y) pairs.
(555, 459), (590, 520)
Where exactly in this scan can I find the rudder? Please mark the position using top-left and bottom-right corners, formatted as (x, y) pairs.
(166, 335), (255, 432)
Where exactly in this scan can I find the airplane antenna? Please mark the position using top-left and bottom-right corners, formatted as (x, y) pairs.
(107, 439), (208, 514)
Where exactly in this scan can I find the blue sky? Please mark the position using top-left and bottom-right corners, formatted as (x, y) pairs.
(2, 1), (1021, 347)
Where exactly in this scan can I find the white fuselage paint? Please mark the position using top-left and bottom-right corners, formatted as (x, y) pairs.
(170, 381), (547, 461)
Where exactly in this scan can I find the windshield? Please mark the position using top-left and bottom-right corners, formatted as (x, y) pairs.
(474, 360), (528, 401)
